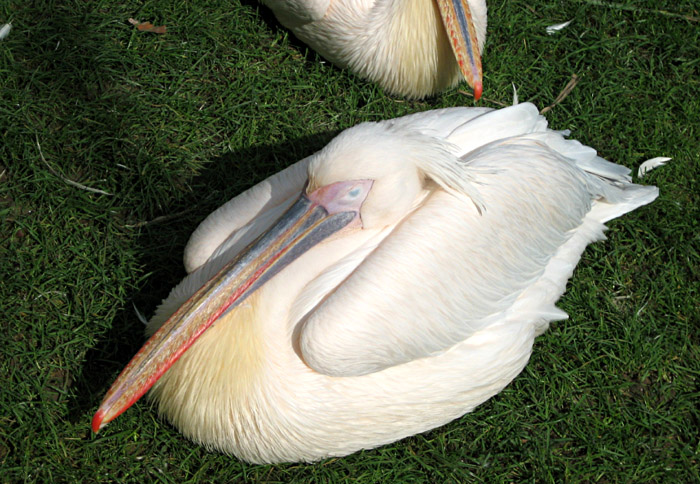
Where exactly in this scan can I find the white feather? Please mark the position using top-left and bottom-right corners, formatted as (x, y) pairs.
(546, 20), (573, 35)
(638, 156), (671, 178)
(0, 23), (12, 41)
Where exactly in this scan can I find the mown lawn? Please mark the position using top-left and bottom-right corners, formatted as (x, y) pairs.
(1, 0), (698, 482)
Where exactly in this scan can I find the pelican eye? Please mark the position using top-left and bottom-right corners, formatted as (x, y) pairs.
(339, 180), (372, 206)
(348, 187), (362, 198)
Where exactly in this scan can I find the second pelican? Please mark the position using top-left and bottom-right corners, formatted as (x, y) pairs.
(260, 0), (487, 99)
(93, 103), (658, 463)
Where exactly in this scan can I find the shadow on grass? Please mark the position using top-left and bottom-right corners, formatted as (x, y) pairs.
(67, 130), (339, 426)
(241, 0), (336, 67)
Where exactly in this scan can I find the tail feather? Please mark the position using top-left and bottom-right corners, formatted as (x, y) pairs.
(589, 184), (659, 223)
(515, 129), (660, 221)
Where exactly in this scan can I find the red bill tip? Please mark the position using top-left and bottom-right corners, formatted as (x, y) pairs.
(92, 410), (104, 433)
(473, 82), (483, 101)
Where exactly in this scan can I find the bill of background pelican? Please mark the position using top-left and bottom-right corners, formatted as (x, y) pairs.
(437, 0), (484, 99)
(92, 179), (373, 432)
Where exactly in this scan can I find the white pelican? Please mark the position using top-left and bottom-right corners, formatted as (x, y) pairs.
(260, 0), (487, 99)
(93, 103), (658, 463)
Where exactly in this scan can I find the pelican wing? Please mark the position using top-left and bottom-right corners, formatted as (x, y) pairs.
(184, 157), (310, 273)
(297, 131), (657, 378)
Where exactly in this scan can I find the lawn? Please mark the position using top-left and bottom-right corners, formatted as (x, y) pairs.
(1, 0), (698, 482)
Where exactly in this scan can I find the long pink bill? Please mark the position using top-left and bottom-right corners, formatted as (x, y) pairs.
(92, 179), (373, 433)
(437, 0), (484, 100)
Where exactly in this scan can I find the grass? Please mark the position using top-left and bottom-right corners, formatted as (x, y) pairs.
(1, 0), (698, 482)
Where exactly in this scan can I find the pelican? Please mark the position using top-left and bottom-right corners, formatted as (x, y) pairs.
(93, 103), (658, 463)
(260, 0), (487, 99)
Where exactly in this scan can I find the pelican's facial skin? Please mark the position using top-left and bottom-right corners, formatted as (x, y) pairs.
(261, 0), (487, 99)
(93, 104), (659, 464)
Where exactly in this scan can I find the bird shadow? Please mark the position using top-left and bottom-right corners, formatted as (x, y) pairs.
(239, 0), (353, 78)
(67, 130), (340, 425)
(42, 0), (349, 429)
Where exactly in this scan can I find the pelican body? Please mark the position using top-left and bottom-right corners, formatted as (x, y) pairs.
(260, 0), (487, 99)
(93, 103), (658, 463)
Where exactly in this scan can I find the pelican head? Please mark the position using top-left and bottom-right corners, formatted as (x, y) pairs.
(307, 123), (464, 227)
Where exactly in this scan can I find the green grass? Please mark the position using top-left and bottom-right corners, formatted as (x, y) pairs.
(1, 0), (698, 482)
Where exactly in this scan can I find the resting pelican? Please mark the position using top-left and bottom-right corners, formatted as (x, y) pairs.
(93, 103), (658, 463)
(260, 0), (487, 99)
